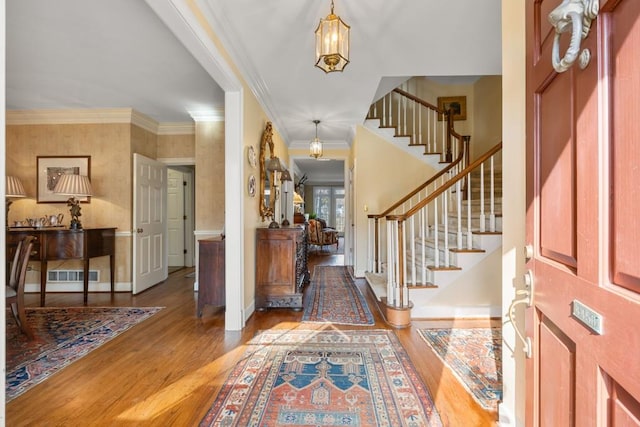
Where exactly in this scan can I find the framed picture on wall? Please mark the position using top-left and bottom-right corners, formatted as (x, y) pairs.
(437, 96), (467, 121)
(37, 156), (91, 203)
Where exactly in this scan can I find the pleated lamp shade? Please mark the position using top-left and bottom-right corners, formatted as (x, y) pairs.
(6, 176), (27, 198)
(53, 174), (93, 196)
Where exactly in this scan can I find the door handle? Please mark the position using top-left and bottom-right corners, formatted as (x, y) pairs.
(507, 270), (535, 359)
(136, 228), (144, 233)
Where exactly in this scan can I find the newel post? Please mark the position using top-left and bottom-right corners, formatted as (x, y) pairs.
(445, 110), (454, 163)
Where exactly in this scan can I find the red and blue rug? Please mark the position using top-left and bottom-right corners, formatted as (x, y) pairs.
(303, 266), (375, 325)
(418, 327), (502, 412)
(6, 306), (162, 401)
(200, 329), (443, 426)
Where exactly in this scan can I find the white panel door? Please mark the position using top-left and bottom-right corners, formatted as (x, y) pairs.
(133, 153), (167, 294)
(167, 168), (185, 267)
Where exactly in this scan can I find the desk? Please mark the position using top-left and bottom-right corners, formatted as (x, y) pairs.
(7, 227), (116, 306)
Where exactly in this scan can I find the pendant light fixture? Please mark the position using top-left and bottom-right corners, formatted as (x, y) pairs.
(309, 120), (323, 159)
(315, 0), (350, 73)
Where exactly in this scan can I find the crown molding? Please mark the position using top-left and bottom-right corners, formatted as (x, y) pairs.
(130, 110), (159, 133)
(195, 0), (288, 141)
(189, 108), (225, 122)
(6, 108), (197, 135)
(6, 108), (139, 125)
(158, 123), (196, 135)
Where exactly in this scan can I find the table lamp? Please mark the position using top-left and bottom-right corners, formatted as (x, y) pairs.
(6, 176), (27, 227)
(53, 174), (93, 229)
(280, 169), (292, 226)
(266, 157), (283, 228)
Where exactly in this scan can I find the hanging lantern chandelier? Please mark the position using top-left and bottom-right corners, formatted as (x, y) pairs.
(315, 0), (350, 73)
(309, 120), (323, 159)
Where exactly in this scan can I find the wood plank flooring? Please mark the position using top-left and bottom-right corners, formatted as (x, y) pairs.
(6, 253), (498, 426)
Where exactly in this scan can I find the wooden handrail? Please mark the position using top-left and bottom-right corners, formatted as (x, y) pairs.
(390, 141), (503, 221)
(370, 136), (468, 220)
(367, 89), (468, 220)
(393, 88), (440, 111)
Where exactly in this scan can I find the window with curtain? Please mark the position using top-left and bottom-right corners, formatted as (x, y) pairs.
(312, 186), (345, 233)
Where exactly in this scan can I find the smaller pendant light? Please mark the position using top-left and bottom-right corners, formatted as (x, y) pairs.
(309, 120), (323, 159)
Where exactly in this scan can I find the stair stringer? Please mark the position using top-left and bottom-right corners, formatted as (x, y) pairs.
(364, 233), (502, 319)
(363, 118), (446, 170)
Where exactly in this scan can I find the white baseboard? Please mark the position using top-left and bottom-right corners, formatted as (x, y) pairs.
(244, 301), (255, 323)
(411, 305), (501, 319)
(498, 403), (518, 427)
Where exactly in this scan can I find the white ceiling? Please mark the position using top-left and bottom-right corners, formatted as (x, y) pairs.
(6, 0), (502, 181)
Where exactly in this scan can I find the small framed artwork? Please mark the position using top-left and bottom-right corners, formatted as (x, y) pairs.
(37, 156), (91, 203)
(437, 96), (467, 121)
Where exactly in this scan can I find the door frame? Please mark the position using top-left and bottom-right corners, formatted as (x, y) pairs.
(163, 161), (196, 268)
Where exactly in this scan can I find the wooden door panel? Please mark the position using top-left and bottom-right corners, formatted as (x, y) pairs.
(538, 317), (576, 426)
(537, 72), (577, 268)
(608, 380), (640, 426)
(527, 0), (640, 424)
(610, 0), (640, 292)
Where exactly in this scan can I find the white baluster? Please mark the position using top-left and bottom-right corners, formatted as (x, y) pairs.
(467, 172), (473, 249)
(456, 180), (462, 249)
(490, 156), (496, 232)
(377, 219), (382, 273)
(420, 205), (426, 285)
(443, 190), (449, 267)
(409, 214), (415, 285)
(480, 163), (486, 232)
(367, 218), (372, 272)
(387, 221), (394, 305)
(434, 197), (439, 268)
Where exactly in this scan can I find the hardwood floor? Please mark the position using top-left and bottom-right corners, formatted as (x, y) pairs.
(6, 253), (498, 426)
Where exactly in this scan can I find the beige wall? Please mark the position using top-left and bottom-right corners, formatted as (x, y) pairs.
(6, 120), (198, 290)
(406, 76), (502, 160)
(6, 121), (134, 285)
(472, 76), (503, 157)
(352, 125), (438, 276)
(241, 95), (290, 310)
(408, 76), (474, 137)
(158, 133), (195, 158)
(195, 121), (225, 231)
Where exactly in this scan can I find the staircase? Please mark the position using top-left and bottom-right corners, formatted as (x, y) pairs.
(364, 86), (503, 324)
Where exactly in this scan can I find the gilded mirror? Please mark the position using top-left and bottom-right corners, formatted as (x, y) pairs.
(259, 122), (275, 222)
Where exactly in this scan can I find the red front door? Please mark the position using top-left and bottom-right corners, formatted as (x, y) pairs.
(526, 0), (640, 424)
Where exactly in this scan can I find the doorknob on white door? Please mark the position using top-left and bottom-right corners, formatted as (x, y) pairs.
(136, 228), (143, 233)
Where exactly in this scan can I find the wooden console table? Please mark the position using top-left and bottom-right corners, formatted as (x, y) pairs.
(255, 226), (309, 310)
(6, 227), (116, 306)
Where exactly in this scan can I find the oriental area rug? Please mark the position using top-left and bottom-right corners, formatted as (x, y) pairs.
(200, 329), (443, 426)
(302, 266), (375, 325)
(418, 327), (502, 412)
(6, 306), (162, 401)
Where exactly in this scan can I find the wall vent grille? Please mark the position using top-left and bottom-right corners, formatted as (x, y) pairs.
(47, 270), (99, 283)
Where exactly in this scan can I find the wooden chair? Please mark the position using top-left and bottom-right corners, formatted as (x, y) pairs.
(7, 235), (35, 339)
(307, 219), (339, 252)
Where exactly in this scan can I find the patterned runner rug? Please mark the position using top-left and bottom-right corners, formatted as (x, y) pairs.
(418, 327), (502, 412)
(200, 329), (443, 426)
(302, 266), (374, 325)
(6, 306), (162, 401)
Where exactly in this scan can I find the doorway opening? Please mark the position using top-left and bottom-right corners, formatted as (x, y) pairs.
(167, 165), (196, 272)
